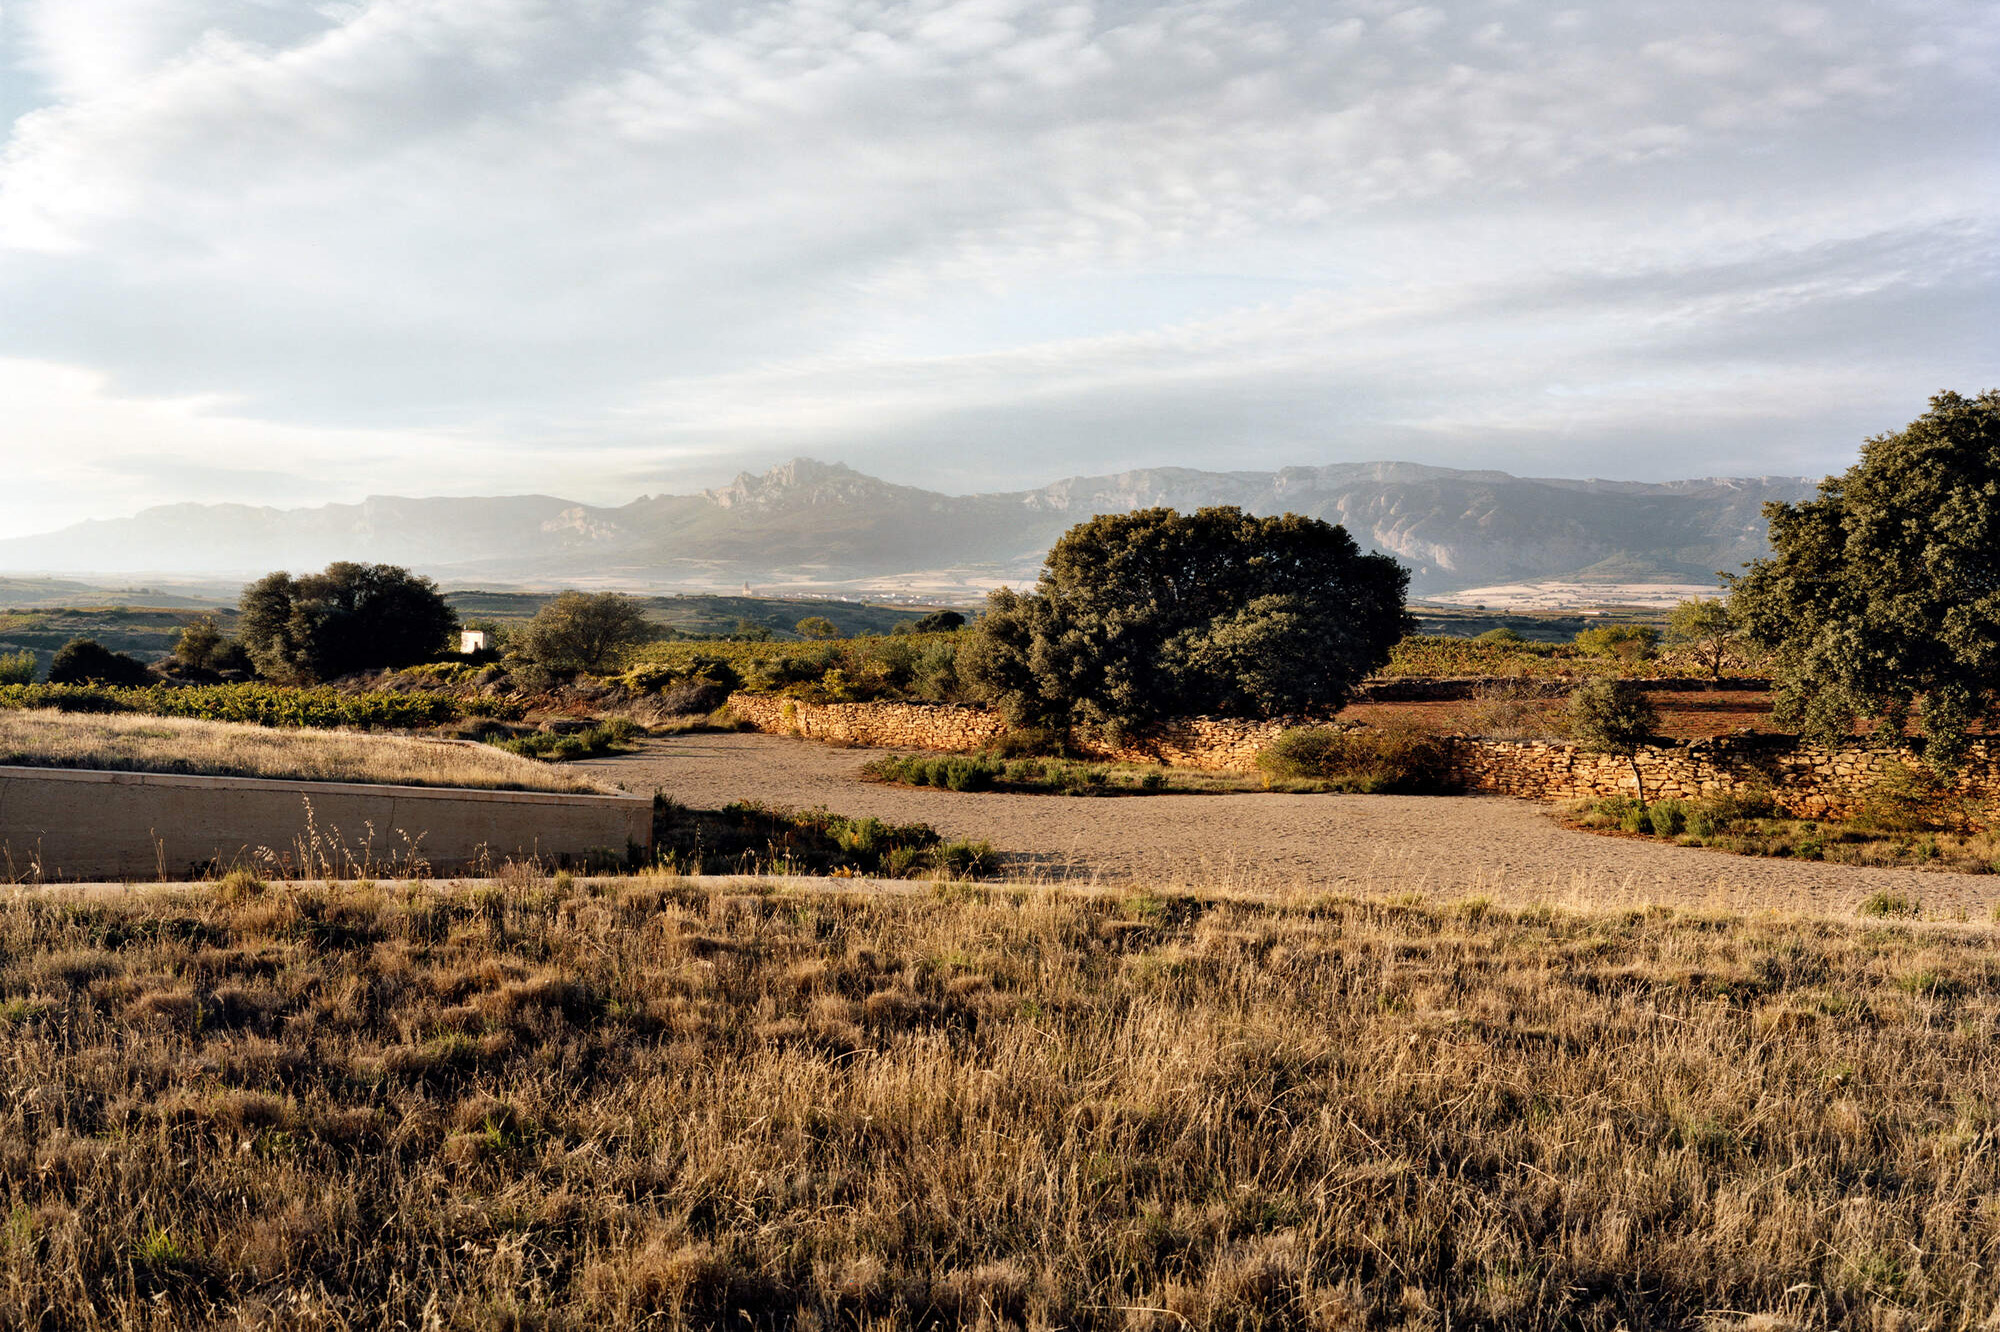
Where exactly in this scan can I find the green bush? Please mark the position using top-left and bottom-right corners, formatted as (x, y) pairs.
(1647, 800), (1688, 838)
(0, 650), (34, 687)
(496, 719), (642, 762)
(1573, 625), (1661, 661)
(861, 754), (1002, 792)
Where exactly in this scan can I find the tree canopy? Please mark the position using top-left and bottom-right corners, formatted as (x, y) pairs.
(1730, 390), (2000, 767)
(794, 616), (842, 641)
(958, 507), (1411, 736)
(516, 591), (654, 675)
(238, 562), (458, 683)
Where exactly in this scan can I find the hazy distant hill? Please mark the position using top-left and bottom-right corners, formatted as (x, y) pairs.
(0, 458), (1817, 596)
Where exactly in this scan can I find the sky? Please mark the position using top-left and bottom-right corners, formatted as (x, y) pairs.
(0, 0), (1994, 534)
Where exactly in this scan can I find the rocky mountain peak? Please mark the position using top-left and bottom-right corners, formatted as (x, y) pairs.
(705, 458), (887, 510)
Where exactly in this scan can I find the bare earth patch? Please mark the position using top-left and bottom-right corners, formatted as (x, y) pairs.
(0, 707), (609, 794)
(585, 732), (2000, 918)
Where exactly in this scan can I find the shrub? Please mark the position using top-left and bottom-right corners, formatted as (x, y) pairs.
(1257, 722), (1452, 793)
(1457, 678), (1561, 739)
(1573, 624), (1660, 662)
(496, 719), (642, 762)
(1858, 891), (1920, 919)
(1475, 627), (1524, 643)
(47, 639), (153, 687)
(0, 650), (34, 686)
(794, 616), (841, 641)
(1647, 799), (1688, 838)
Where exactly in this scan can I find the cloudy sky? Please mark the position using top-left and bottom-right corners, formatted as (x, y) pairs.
(0, 0), (1994, 533)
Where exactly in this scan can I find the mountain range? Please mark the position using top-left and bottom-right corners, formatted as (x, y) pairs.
(0, 459), (1818, 600)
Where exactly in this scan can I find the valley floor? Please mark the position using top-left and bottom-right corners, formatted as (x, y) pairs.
(583, 733), (2000, 919)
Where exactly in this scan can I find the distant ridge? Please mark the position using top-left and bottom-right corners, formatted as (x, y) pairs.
(0, 458), (1816, 597)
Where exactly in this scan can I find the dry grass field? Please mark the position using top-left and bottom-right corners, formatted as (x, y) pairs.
(0, 708), (606, 794)
(2, 873), (1998, 1328)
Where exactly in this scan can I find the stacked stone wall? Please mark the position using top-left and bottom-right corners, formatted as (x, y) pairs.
(724, 694), (1012, 751)
(1451, 736), (2000, 820)
(723, 692), (2000, 820)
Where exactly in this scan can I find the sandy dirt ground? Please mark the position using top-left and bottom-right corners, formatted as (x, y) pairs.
(580, 732), (2000, 919)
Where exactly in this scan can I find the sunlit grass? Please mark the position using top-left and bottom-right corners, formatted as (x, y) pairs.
(0, 707), (608, 793)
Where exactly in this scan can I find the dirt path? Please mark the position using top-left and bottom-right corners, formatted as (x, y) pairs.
(580, 733), (2000, 918)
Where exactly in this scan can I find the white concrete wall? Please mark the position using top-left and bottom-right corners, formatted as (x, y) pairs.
(0, 766), (653, 882)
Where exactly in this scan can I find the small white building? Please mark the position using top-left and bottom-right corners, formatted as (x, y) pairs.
(460, 630), (489, 654)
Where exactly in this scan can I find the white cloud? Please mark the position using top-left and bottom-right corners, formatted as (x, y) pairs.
(0, 0), (1994, 532)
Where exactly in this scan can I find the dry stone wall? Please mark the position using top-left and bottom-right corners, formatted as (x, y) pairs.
(725, 691), (2000, 820)
(725, 694), (1012, 751)
(1452, 736), (2000, 820)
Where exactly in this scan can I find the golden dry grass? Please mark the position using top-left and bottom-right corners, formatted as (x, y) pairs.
(2, 874), (1999, 1328)
(0, 707), (608, 794)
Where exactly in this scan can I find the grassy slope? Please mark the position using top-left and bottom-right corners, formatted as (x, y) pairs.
(2, 877), (1995, 1327)
(0, 709), (603, 794)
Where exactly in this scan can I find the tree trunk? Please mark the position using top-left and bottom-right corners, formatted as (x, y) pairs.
(1629, 753), (1647, 806)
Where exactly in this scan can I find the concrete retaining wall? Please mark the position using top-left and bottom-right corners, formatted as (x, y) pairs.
(0, 766), (653, 883)
(725, 692), (2000, 821)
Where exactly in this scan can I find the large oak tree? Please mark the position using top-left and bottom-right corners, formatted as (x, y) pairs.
(960, 506), (1411, 737)
(1730, 390), (2000, 767)
(239, 562), (458, 683)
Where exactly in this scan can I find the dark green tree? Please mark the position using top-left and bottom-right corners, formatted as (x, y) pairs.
(959, 507), (1411, 736)
(911, 610), (966, 634)
(1568, 678), (1661, 804)
(1730, 390), (2000, 768)
(48, 638), (153, 687)
(239, 562), (458, 683)
(516, 591), (654, 675)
